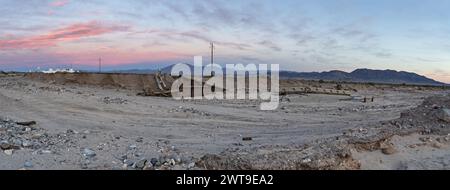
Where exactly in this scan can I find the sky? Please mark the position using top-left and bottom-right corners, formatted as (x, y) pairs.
(0, 0), (449, 82)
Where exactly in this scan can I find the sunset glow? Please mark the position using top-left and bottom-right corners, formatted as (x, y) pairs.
(0, 0), (449, 82)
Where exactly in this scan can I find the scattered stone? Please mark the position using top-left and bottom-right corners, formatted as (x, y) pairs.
(103, 97), (127, 104)
(32, 133), (43, 139)
(13, 139), (22, 148)
(123, 159), (134, 167)
(173, 155), (182, 164)
(381, 145), (397, 155)
(128, 145), (137, 150)
(0, 140), (11, 150)
(187, 162), (195, 169)
(4, 149), (13, 156)
(150, 158), (159, 166)
(143, 163), (153, 170)
(397, 161), (409, 170)
(431, 142), (443, 149)
(80, 163), (89, 169)
(302, 158), (312, 163)
(82, 148), (96, 158)
(358, 128), (367, 133)
(170, 106), (211, 116)
(183, 156), (196, 165)
(437, 108), (450, 123)
(66, 129), (74, 134)
(133, 158), (147, 169)
(16, 121), (37, 126)
(41, 150), (52, 154)
(24, 161), (33, 168)
(419, 137), (432, 142)
(171, 165), (185, 170)
(167, 159), (176, 166)
(22, 140), (32, 148)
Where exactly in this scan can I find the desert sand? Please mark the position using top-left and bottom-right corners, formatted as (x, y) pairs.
(0, 73), (449, 170)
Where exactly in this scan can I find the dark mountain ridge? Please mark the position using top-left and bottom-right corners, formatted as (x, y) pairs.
(280, 68), (446, 86)
(109, 65), (447, 86)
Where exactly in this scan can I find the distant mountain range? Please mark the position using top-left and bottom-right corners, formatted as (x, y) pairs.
(109, 65), (447, 86)
(280, 69), (447, 86)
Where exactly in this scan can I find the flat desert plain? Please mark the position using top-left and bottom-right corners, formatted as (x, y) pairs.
(0, 74), (449, 170)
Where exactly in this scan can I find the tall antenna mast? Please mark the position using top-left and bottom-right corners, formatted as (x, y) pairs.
(99, 57), (102, 73)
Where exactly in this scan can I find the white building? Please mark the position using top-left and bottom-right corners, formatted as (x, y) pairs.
(42, 68), (78, 74)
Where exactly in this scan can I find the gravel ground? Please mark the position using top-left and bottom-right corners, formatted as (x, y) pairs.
(0, 76), (449, 170)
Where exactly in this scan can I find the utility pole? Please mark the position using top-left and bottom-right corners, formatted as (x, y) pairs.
(98, 57), (102, 73)
(210, 42), (214, 67)
(210, 42), (215, 76)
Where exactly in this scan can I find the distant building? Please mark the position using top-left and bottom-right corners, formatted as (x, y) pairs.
(42, 68), (78, 74)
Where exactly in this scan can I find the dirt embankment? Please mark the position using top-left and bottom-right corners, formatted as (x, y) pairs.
(24, 72), (174, 94)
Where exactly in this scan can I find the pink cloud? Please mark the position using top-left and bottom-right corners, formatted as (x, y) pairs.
(0, 21), (129, 50)
(50, 0), (70, 7)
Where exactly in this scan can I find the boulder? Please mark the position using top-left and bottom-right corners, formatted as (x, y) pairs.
(437, 108), (450, 123)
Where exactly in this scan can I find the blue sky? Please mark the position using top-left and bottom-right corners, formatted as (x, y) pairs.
(0, 0), (449, 82)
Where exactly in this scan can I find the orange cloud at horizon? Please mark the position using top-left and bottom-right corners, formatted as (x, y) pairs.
(424, 72), (450, 84)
